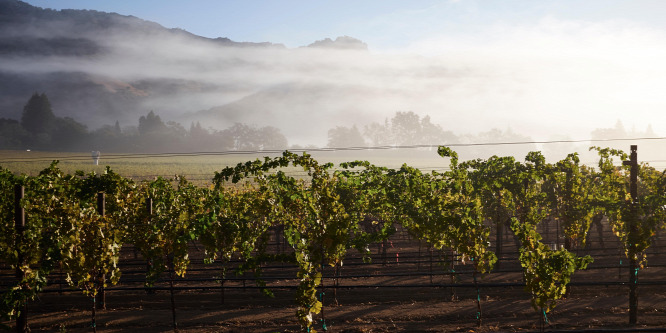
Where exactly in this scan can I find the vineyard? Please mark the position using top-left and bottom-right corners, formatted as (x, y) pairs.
(2, 145), (666, 332)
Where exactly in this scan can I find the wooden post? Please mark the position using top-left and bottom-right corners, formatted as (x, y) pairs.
(97, 192), (105, 216)
(15, 185), (27, 333)
(96, 192), (106, 311)
(429, 246), (434, 285)
(333, 262), (340, 305)
(623, 145), (638, 325)
(450, 250), (456, 301)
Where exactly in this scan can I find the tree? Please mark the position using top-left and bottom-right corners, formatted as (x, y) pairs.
(363, 120), (390, 146)
(90, 123), (125, 152)
(21, 93), (55, 135)
(590, 120), (628, 141)
(135, 111), (188, 152)
(391, 111), (421, 145)
(363, 111), (458, 147)
(327, 125), (366, 147)
(52, 116), (88, 150)
(224, 123), (254, 150)
(258, 126), (288, 150)
(220, 123), (288, 151)
(138, 111), (166, 136)
(188, 122), (207, 139)
(461, 128), (535, 160)
(0, 118), (29, 149)
(421, 115), (457, 145)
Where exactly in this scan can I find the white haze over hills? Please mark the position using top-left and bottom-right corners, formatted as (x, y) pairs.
(1, 0), (665, 161)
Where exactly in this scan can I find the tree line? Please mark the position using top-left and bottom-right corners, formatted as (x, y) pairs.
(2, 93), (658, 162)
(2, 93), (527, 156)
(0, 93), (288, 153)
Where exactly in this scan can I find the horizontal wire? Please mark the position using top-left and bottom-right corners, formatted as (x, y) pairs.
(2, 136), (665, 163)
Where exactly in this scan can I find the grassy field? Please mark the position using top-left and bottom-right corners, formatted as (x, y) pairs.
(0, 149), (451, 186)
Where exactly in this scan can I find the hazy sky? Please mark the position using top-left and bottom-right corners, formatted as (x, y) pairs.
(18, 0), (666, 150)
(23, 0), (666, 50)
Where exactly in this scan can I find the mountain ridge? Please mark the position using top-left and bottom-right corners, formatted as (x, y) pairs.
(0, 0), (369, 137)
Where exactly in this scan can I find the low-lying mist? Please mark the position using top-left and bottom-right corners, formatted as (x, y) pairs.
(1, 4), (664, 165)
